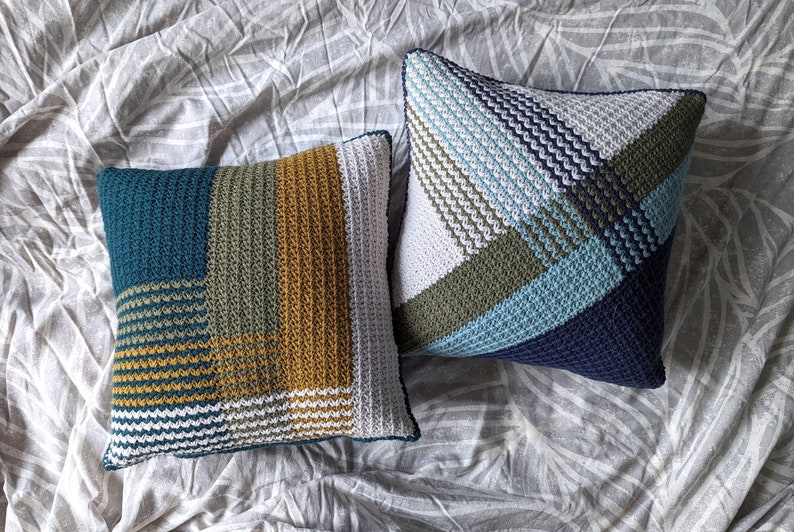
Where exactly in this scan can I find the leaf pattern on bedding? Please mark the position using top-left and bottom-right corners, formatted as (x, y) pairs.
(1, 0), (792, 530)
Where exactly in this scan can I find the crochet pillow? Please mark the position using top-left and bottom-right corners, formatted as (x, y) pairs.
(391, 49), (706, 388)
(98, 132), (419, 470)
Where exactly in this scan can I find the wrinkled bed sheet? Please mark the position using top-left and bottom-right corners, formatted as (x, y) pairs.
(1, 1), (793, 530)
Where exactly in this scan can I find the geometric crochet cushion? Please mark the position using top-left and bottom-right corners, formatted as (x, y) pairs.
(97, 131), (419, 470)
(391, 49), (706, 388)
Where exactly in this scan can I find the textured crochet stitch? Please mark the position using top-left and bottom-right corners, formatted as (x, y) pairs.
(391, 49), (707, 388)
(98, 132), (418, 470)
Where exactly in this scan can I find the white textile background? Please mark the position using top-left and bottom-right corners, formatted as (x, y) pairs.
(1, 1), (792, 530)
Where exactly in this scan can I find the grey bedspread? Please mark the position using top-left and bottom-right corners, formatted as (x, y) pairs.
(1, 1), (792, 530)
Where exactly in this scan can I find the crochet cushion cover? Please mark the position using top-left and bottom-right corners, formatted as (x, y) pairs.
(391, 49), (706, 388)
(97, 132), (418, 470)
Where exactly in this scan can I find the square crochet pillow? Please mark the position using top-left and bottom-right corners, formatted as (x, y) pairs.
(391, 49), (706, 388)
(97, 131), (419, 470)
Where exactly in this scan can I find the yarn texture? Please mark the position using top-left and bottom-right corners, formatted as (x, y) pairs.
(98, 132), (418, 470)
(391, 49), (706, 388)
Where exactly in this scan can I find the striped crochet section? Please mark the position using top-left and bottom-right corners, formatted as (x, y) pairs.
(391, 49), (706, 388)
(98, 132), (418, 470)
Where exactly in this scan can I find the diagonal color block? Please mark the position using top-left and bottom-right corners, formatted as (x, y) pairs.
(392, 49), (706, 388)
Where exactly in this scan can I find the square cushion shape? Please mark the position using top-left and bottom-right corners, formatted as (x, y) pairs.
(391, 49), (706, 388)
(97, 131), (419, 470)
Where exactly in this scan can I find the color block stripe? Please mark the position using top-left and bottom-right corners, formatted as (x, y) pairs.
(110, 395), (354, 440)
(421, 237), (623, 356)
(390, 144), (470, 306)
(289, 403), (353, 430)
(109, 420), (231, 446)
(107, 427), (235, 457)
(112, 364), (218, 384)
(405, 109), (473, 254)
(336, 133), (417, 438)
(115, 323), (208, 349)
(293, 424), (354, 438)
(106, 431), (229, 458)
(564, 93), (703, 267)
(610, 93), (705, 203)
(406, 52), (563, 206)
(110, 413), (226, 435)
(115, 335), (274, 357)
(116, 283), (206, 316)
(641, 152), (690, 244)
(118, 304), (206, 327)
(433, 50), (602, 247)
(112, 388), (216, 408)
(566, 166), (653, 269)
(116, 279), (205, 307)
(562, 94), (703, 270)
(276, 144), (354, 394)
(113, 353), (217, 372)
(111, 334), (279, 407)
(413, 156), (689, 358)
(205, 162), (280, 337)
(111, 279), (221, 412)
(480, 237), (674, 388)
(435, 53), (596, 185)
(393, 227), (543, 353)
(118, 312), (208, 334)
(527, 89), (679, 162)
(405, 103), (507, 254)
(113, 378), (219, 396)
(405, 59), (550, 217)
(96, 166), (217, 295)
(203, 160), (289, 443)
